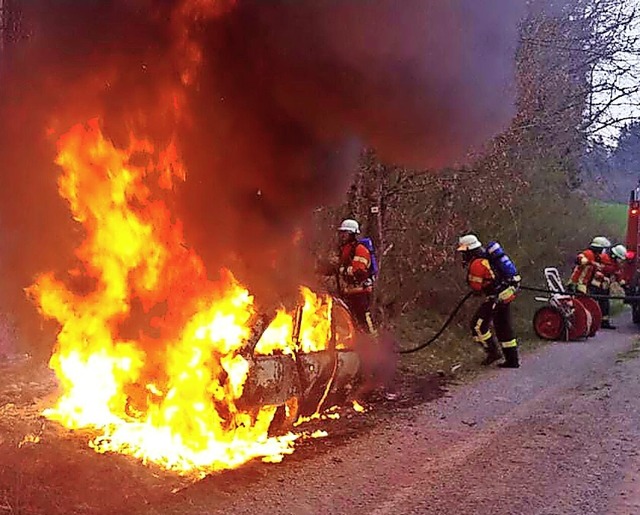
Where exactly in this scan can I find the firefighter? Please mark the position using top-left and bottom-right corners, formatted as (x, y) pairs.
(457, 234), (520, 369)
(608, 244), (628, 287)
(325, 219), (398, 401)
(333, 219), (376, 335)
(597, 243), (628, 330)
(567, 236), (611, 294)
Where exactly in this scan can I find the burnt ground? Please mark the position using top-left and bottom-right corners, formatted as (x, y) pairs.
(2, 314), (640, 514)
(0, 351), (449, 515)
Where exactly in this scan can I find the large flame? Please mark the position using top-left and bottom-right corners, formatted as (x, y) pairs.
(28, 120), (340, 474)
(25, 0), (358, 475)
(254, 287), (334, 356)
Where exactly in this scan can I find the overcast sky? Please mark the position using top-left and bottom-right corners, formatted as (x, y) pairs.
(594, 0), (640, 144)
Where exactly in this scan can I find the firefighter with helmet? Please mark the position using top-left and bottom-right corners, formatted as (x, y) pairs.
(568, 236), (611, 294)
(457, 234), (520, 368)
(333, 219), (376, 334)
(597, 243), (628, 330)
(321, 219), (398, 401)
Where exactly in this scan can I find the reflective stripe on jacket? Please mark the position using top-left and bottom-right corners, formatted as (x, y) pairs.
(601, 252), (625, 287)
(467, 258), (495, 293)
(592, 252), (614, 289)
(569, 248), (600, 287)
(339, 242), (372, 293)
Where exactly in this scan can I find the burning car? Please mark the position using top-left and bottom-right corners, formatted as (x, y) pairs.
(27, 121), (366, 475)
(242, 296), (362, 434)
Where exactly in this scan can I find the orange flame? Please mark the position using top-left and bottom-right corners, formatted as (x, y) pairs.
(28, 120), (338, 474)
(253, 287), (334, 356)
(26, 0), (359, 475)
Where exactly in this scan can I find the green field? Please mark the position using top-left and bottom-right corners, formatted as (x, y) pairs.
(590, 201), (628, 241)
(587, 202), (630, 317)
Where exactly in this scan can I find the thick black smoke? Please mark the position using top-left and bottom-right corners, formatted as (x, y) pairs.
(0, 0), (528, 352)
(181, 0), (528, 301)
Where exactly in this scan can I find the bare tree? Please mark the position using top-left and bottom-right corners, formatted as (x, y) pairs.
(518, 0), (640, 140)
(310, 0), (636, 332)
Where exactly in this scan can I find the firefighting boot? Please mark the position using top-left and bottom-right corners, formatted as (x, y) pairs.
(480, 337), (502, 366)
(498, 347), (520, 369)
(601, 320), (617, 330)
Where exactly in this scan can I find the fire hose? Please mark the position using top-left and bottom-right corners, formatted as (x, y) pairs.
(397, 291), (474, 354)
(396, 284), (640, 355)
(518, 285), (640, 301)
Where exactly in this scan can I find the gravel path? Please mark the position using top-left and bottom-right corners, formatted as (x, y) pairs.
(4, 314), (640, 515)
(163, 313), (640, 515)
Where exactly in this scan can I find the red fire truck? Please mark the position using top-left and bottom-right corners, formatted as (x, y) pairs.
(624, 186), (640, 323)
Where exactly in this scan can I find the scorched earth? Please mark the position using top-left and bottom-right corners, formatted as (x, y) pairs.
(1, 313), (640, 514)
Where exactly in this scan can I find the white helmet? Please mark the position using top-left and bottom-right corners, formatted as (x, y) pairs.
(591, 236), (611, 248)
(338, 219), (360, 234)
(457, 234), (482, 252)
(611, 244), (627, 260)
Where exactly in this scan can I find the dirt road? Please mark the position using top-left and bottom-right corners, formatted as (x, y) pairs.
(2, 315), (640, 515)
(167, 314), (640, 515)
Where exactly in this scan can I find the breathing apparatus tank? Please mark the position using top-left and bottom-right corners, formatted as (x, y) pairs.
(486, 241), (520, 284)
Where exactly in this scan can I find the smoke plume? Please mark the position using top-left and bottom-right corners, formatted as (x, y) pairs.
(0, 0), (529, 351)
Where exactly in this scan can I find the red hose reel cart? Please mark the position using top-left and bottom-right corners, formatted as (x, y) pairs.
(533, 268), (602, 341)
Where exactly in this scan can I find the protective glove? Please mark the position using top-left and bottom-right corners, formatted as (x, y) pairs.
(497, 286), (516, 304)
(353, 268), (370, 283)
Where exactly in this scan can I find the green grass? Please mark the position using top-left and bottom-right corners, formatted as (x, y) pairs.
(589, 201), (628, 241)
